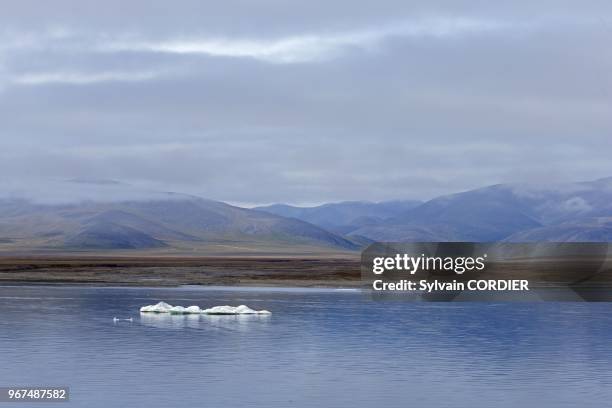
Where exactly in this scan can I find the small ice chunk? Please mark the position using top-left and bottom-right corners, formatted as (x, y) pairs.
(202, 305), (271, 315)
(169, 305), (201, 314)
(201, 305), (236, 315)
(184, 305), (202, 314)
(139, 301), (173, 313)
(169, 306), (186, 314)
(235, 305), (271, 314)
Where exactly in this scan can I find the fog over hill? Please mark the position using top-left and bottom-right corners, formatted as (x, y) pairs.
(263, 177), (612, 243)
(3, 177), (612, 254)
(0, 180), (357, 253)
(2, 1), (611, 237)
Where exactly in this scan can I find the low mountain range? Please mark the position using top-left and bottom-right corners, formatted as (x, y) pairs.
(0, 183), (357, 254)
(255, 200), (422, 235)
(2, 177), (612, 254)
(259, 177), (612, 244)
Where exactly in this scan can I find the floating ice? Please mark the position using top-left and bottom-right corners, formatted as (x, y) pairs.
(169, 306), (185, 314)
(185, 306), (202, 314)
(139, 302), (270, 315)
(168, 305), (202, 314)
(202, 305), (271, 315)
(139, 301), (173, 313)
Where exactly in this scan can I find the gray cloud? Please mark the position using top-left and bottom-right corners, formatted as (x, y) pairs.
(0, 1), (611, 205)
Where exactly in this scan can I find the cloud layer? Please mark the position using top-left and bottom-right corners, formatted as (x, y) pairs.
(1, 1), (611, 205)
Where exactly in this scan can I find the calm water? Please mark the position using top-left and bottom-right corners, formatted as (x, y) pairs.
(1, 285), (612, 407)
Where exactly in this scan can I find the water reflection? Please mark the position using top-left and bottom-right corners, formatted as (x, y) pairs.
(202, 313), (272, 332)
(139, 312), (203, 329)
(139, 312), (271, 330)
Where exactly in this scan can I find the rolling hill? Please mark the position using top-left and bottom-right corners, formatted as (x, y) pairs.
(255, 200), (422, 235)
(0, 186), (358, 253)
(350, 177), (612, 242)
(4, 176), (612, 254)
(260, 177), (612, 243)
(504, 218), (612, 242)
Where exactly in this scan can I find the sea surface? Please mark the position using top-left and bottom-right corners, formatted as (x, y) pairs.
(1, 285), (612, 407)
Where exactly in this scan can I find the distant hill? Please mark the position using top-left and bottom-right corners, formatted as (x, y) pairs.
(0, 188), (358, 253)
(350, 177), (612, 242)
(352, 185), (541, 241)
(4, 176), (612, 254)
(504, 218), (612, 242)
(255, 200), (422, 235)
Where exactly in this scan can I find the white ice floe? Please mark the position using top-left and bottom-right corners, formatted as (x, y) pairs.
(185, 305), (202, 314)
(169, 306), (186, 314)
(139, 302), (270, 315)
(202, 305), (271, 315)
(168, 305), (202, 314)
(139, 301), (173, 313)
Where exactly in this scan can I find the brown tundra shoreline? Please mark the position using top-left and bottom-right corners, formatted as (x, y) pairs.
(0, 256), (361, 288)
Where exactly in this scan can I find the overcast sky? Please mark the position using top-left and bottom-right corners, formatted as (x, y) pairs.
(0, 1), (611, 206)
